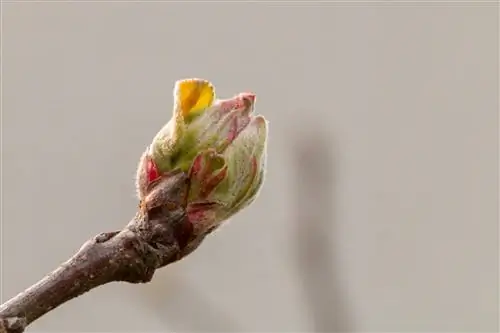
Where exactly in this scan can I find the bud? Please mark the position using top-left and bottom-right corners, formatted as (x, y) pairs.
(136, 78), (268, 235)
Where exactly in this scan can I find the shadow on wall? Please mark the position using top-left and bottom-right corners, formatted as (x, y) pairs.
(134, 124), (354, 332)
(292, 128), (354, 332)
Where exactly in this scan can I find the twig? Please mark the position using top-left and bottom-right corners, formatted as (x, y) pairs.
(0, 172), (206, 333)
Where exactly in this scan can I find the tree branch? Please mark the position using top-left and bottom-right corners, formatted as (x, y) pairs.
(0, 172), (206, 333)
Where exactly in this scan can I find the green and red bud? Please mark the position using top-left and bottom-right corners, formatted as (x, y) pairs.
(136, 78), (268, 235)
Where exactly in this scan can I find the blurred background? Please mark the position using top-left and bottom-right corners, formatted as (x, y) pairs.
(1, 2), (498, 332)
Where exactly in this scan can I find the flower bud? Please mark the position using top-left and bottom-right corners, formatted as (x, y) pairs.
(136, 78), (268, 235)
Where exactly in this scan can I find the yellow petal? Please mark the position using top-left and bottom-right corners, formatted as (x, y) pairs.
(174, 78), (215, 118)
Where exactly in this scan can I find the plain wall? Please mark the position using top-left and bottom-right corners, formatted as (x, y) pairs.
(1, 2), (498, 332)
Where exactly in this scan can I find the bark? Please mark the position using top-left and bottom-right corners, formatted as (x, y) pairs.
(0, 172), (206, 333)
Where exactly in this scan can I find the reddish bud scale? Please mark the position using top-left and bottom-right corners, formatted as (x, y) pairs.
(187, 203), (211, 222)
(186, 201), (222, 232)
(240, 92), (256, 102)
(146, 156), (161, 183)
(187, 209), (206, 226)
(236, 116), (251, 136)
(250, 156), (258, 184)
(227, 116), (239, 143)
(200, 166), (228, 199)
(189, 153), (204, 178)
(189, 151), (213, 182)
(220, 99), (245, 113)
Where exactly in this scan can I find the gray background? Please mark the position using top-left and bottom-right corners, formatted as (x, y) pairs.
(1, 2), (498, 332)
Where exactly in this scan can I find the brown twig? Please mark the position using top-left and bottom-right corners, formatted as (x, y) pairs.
(0, 172), (206, 333)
